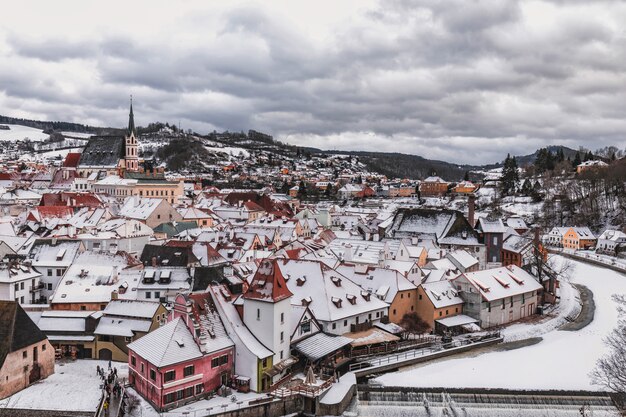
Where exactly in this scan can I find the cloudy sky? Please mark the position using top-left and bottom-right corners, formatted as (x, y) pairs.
(1, 0), (625, 164)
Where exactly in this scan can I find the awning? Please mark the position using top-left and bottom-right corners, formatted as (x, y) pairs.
(435, 314), (479, 328)
(263, 356), (299, 377)
(294, 332), (352, 361)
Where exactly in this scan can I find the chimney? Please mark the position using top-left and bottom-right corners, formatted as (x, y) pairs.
(378, 250), (385, 267)
(344, 244), (353, 262)
(468, 194), (475, 227)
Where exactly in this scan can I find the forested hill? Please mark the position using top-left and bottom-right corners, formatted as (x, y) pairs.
(319, 150), (475, 181)
(0, 114), (95, 133)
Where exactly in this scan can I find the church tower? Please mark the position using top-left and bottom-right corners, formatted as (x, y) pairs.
(125, 97), (139, 172)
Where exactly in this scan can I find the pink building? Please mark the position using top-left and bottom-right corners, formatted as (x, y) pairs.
(128, 293), (234, 411)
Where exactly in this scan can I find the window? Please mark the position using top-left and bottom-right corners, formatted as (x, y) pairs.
(150, 369), (156, 381)
(23, 351), (27, 359)
(344, 320), (348, 327)
(195, 384), (203, 395)
(42, 344), (46, 351)
(411, 306), (414, 311)
(184, 387), (194, 398)
(14, 283), (18, 292)
(184, 365), (195, 377)
(80, 306), (86, 311)
(488, 302), (491, 312)
(20, 282), (24, 290)
(393, 309), (397, 315)
(262, 358), (268, 368)
(47, 269), (53, 277)
(280, 331), (284, 342)
(141, 363), (144, 373)
(502, 300), (506, 310)
(401, 293), (404, 299)
(332, 323), (336, 330)
(256, 309), (260, 320)
(300, 320), (311, 333)
(146, 292), (151, 299)
(455, 307), (459, 313)
(212, 355), (228, 368)
(445, 309), (449, 315)
(154, 291), (160, 299)
(57, 269), (63, 276)
(280, 312), (284, 323)
(419, 294), (422, 300)
(131, 356), (136, 366)
(47, 283), (52, 290)
(493, 236), (497, 245)
(164, 393), (176, 404)
(176, 390), (184, 400)
(164, 370), (176, 382)
(280, 351), (283, 360)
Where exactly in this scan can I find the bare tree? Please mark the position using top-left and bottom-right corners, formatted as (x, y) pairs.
(400, 312), (430, 339)
(591, 294), (626, 394)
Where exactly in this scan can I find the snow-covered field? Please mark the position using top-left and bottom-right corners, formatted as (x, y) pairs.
(0, 359), (128, 412)
(205, 145), (250, 159)
(375, 257), (624, 390)
(0, 124), (49, 141)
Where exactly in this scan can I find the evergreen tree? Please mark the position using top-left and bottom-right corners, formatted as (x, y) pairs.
(501, 154), (519, 196)
(463, 171), (470, 181)
(573, 152), (582, 167)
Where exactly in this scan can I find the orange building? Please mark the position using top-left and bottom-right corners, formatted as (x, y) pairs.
(416, 281), (464, 329)
(420, 176), (450, 197)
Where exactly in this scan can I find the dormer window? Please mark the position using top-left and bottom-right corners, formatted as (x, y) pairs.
(361, 291), (371, 301)
(346, 294), (356, 305)
(331, 297), (342, 308)
(301, 296), (312, 306)
(296, 276), (306, 286)
(331, 276), (342, 287)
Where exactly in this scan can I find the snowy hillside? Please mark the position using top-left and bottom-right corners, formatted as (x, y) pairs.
(0, 124), (49, 141)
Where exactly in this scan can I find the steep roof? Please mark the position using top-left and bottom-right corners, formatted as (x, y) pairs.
(0, 301), (48, 369)
(78, 136), (125, 168)
(127, 317), (202, 367)
(243, 258), (293, 303)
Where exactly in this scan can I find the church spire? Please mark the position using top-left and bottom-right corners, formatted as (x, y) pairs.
(128, 95), (136, 136)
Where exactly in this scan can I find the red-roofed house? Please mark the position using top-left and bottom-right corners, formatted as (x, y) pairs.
(63, 153), (82, 168)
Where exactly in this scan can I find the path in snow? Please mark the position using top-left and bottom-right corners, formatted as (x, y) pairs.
(374, 257), (625, 390)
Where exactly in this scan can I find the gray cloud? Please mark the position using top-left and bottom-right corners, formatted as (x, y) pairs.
(1, 0), (625, 164)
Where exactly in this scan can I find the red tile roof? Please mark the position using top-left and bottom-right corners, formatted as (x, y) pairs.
(63, 153), (82, 168)
(243, 258), (292, 303)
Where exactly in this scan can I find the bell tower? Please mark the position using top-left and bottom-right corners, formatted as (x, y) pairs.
(125, 96), (139, 172)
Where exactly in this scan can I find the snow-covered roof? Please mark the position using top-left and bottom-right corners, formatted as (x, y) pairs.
(118, 197), (163, 220)
(94, 317), (152, 337)
(293, 332), (352, 361)
(102, 299), (161, 319)
(421, 280), (464, 308)
(128, 317), (202, 367)
(277, 259), (389, 322)
(336, 264), (416, 304)
(598, 230), (626, 242)
(477, 218), (507, 234)
(435, 314), (479, 327)
(446, 250), (479, 270)
(455, 265), (543, 302)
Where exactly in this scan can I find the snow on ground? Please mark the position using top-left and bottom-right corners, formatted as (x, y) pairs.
(499, 279), (580, 342)
(126, 387), (268, 417)
(204, 145), (250, 159)
(375, 257), (624, 390)
(0, 359), (128, 412)
(0, 124), (49, 141)
(60, 131), (93, 138)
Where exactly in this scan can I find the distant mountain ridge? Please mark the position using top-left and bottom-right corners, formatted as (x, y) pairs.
(0, 114), (587, 181)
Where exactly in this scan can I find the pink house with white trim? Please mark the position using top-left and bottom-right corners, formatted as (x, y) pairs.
(128, 293), (234, 411)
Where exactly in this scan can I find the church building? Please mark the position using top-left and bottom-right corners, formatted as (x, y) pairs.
(77, 100), (140, 177)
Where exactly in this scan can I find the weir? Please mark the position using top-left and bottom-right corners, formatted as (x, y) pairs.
(354, 386), (621, 417)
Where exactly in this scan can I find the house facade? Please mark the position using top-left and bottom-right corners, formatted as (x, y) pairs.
(0, 301), (55, 399)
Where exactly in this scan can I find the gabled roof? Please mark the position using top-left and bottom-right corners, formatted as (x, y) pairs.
(128, 318), (202, 367)
(0, 301), (48, 369)
(477, 218), (507, 234)
(454, 265), (543, 302)
(78, 136), (125, 168)
(243, 258), (293, 303)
